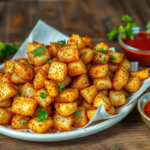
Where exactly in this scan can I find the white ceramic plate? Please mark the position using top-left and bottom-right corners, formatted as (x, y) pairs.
(0, 100), (136, 142)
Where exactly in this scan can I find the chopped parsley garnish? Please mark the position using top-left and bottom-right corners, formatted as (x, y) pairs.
(125, 92), (133, 98)
(101, 58), (106, 63)
(20, 85), (23, 88)
(28, 64), (31, 66)
(56, 40), (66, 47)
(76, 42), (78, 45)
(26, 130), (30, 132)
(97, 48), (106, 53)
(74, 110), (80, 116)
(33, 46), (46, 58)
(16, 90), (21, 96)
(58, 83), (64, 92)
(23, 118), (28, 125)
(47, 60), (53, 64)
(39, 92), (47, 99)
(146, 21), (150, 33)
(109, 55), (116, 61)
(93, 51), (97, 55)
(37, 109), (49, 122)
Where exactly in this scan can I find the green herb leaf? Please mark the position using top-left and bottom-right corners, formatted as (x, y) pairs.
(74, 110), (80, 116)
(121, 32), (127, 39)
(121, 14), (132, 23)
(109, 55), (116, 62)
(47, 60), (53, 64)
(107, 27), (118, 41)
(37, 109), (49, 122)
(97, 48), (106, 53)
(39, 92), (47, 99)
(26, 130), (30, 132)
(146, 21), (150, 33)
(23, 118), (28, 125)
(56, 40), (66, 47)
(125, 92), (133, 98)
(20, 85), (23, 88)
(28, 64), (31, 66)
(93, 51), (97, 55)
(76, 42), (78, 45)
(16, 90), (21, 97)
(58, 83), (64, 92)
(101, 58), (106, 63)
(33, 46), (46, 58)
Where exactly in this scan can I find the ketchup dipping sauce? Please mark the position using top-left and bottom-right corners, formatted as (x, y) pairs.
(143, 100), (150, 117)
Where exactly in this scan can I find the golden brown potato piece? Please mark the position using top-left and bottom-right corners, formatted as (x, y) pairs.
(71, 74), (89, 90)
(33, 69), (47, 89)
(4, 107), (12, 113)
(45, 80), (59, 97)
(58, 45), (79, 63)
(53, 113), (74, 131)
(50, 42), (61, 57)
(68, 59), (87, 76)
(80, 85), (98, 104)
(109, 90), (126, 106)
(12, 96), (37, 116)
(82, 36), (94, 49)
(93, 76), (112, 90)
(48, 61), (67, 82)
(21, 83), (37, 99)
(106, 105), (118, 115)
(18, 58), (29, 65)
(79, 48), (93, 64)
(0, 99), (11, 108)
(0, 108), (12, 125)
(108, 63), (118, 72)
(93, 42), (109, 54)
(93, 92), (111, 110)
(81, 100), (95, 111)
(87, 109), (97, 120)
(4, 60), (16, 74)
(27, 118), (53, 133)
(0, 72), (11, 84)
(0, 72), (3, 79)
(99, 89), (109, 96)
(89, 64), (108, 79)
(27, 41), (44, 53)
(34, 63), (49, 74)
(55, 102), (78, 117)
(124, 77), (141, 93)
(74, 94), (83, 106)
(0, 82), (18, 101)
(67, 34), (85, 50)
(35, 88), (54, 108)
(130, 69), (149, 80)
(119, 59), (131, 70)
(112, 68), (129, 90)
(13, 62), (35, 80)
(55, 88), (79, 103)
(73, 107), (88, 127)
(108, 50), (123, 63)
(11, 115), (30, 129)
(107, 71), (114, 80)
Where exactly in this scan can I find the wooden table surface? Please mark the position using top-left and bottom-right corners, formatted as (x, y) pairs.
(0, 0), (150, 149)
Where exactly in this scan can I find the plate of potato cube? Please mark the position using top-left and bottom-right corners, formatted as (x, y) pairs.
(0, 34), (149, 142)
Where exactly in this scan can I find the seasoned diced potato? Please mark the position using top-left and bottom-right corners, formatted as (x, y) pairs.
(18, 58), (29, 65)
(130, 69), (149, 80)
(109, 90), (126, 106)
(67, 34), (85, 50)
(71, 74), (89, 90)
(79, 48), (93, 64)
(48, 61), (67, 82)
(0, 82), (18, 101)
(12, 97), (37, 116)
(124, 77), (141, 93)
(89, 64), (108, 79)
(99, 89), (109, 96)
(27, 118), (53, 133)
(45, 80), (59, 97)
(82, 36), (94, 49)
(119, 59), (131, 70)
(74, 94), (83, 106)
(92, 52), (109, 64)
(4, 107), (12, 113)
(35, 88), (54, 108)
(108, 63), (118, 72)
(0, 72), (11, 84)
(112, 68), (129, 90)
(0, 108), (12, 125)
(13, 62), (35, 80)
(107, 71), (114, 80)
(58, 45), (79, 63)
(93, 76), (112, 90)
(108, 50), (123, 63)
(0, 72), (3, 79)
(68, 59), (87, 76)
(50, 42), (61, 57)
(106, 105), (118, 115)
(53, 113), (74, 131)
(73, 107), (88, 127)
(27, 41), (44, 53)
(33, 69), (47, 89)
(11, 115), (30, 129)
(93, 42), (109, 54)
(55, 102), (78, 117)
(55, 88), (79, 103)
(80, 85), (98, 104)
(87, 109), (96, 120)
(34, 63), (49, 74)
(4, 60), (16, 74)
(0, 99), (11, 107)
(81, 100), (95, 111)
(21, 83), (37, 99)
(93, 92), (111, 110)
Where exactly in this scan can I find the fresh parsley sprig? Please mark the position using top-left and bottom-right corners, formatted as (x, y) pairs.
(125, 92), (133, 98)
(23, 118), (28, 125)
(97, 48), (106, 53)
(109, 55), (116, 62)
(37, 109), (49, 122)
(16, 90), (21, 97)
(146, 21), (150, 33)
(56, 40), (66, 47)
(47, 60), (53, 64)
(33, 46), (46, 58)
(58, 83), (64, 92)
(93, 51), (97, 55)
(101, 58), (106, 63)
(74, 110), (80, 116)
(39, 92), (47, 99)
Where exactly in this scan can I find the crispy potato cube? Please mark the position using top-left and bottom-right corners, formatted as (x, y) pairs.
(67, 34), (85, 50)
(92, 52), (109, 64)
(33, 69), (47, 89)
(0, 108), (12, 125)
(71, 74), (89, 90)
(87, 109), (96, 120)
(68, 59), (87, 76)
(73, 107), (88, 127)
(50, 42), (61, 57)
(35, 88), (54, 108)
(0, 82), (18, 101)
(93, 76), (112, 90)
(82, 36), (94, 49)
(119, 59), (131, 70)
(112, 68), (129, 90)
(34, 63), (49, 74)
(27, 41), (44, 53)
(48, 61), (67, 82)
(27, 118), (53, 133)
(93, 42), (109, 54)
(79, 48), (93, 64)
(109, 90), (126, 106)
(58, 45), (79, 63)
(80, 85), (98, 104)
(107, 71), (114, 80)
(106, 105), (118, 115)
(13, 62), (35, 80)
(12, 97), (37, 116)
(18, 58), (29, 65)
(55, 102), (78, 117)
(4, 60), (16, 74)
(124, 77), (141, 93)
(130, 69), (149, 80)
(53, 113), (74, 131)
(0, 99), (11, 108)
(89, 64), (108, 79)
(0, 72), (3, 79)
(81, 100), (95, 111)
(99, 89), (109, 96)
(93, 92), (111, 110)
(21, 83), (37, 99)
(108, 63), (118, 72)
(11, 115), (30, 129)
(0, 72), (11, 84)
(108, 50), (123, 63)
(74, 94), (83, 106)
(55, 88), (79, 103)
(4, 107), (12, 113)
